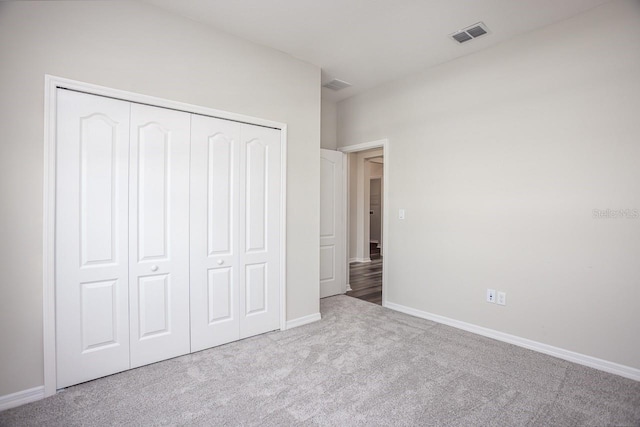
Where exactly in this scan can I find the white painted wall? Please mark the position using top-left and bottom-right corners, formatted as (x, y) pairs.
(0, 1), (320, 397)
(321, 98), (338, 150)
(338, 0), (640, 370)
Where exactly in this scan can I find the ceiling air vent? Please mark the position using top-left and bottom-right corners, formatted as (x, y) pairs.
(450, 22), (490, 44)
(322, 79), (351, 91)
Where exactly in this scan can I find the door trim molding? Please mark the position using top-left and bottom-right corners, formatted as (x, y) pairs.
(339, 139), (389, 306)
(342, 150), (349, 293)
(43, 75), (288, 397)
(339, 139), (388, 154)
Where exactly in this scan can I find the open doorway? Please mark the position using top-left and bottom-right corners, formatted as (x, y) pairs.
(345, 149), (384, 305)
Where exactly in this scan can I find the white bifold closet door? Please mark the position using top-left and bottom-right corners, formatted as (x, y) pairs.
(56, 90), (131, 388)
(56, 89), (282, 388)
(190, 115), (281, 352)
(56, 91), (191, 387)
(128, 103), (191, 368)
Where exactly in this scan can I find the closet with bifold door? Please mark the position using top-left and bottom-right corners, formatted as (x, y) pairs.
(189, 115), (281, 352)
(55, 89), (282, 389)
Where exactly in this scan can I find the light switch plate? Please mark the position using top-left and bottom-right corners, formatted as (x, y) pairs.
(399, 209), (405, 220)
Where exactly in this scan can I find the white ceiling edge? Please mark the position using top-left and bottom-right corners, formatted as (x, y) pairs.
(140, 0), (613, 103)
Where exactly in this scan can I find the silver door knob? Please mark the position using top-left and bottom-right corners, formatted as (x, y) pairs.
(151, 265), (159, 272)
(217, 259), (224, 265)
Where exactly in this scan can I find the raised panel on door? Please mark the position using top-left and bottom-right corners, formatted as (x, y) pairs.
(320, 149), (345, 298)
(129, 103), (190, 367)
(55, 89), (131, 388)
(319, 245), (335, 282)
(190, 115), (241, 352)
(208, 267), (233, 322)
(138, 274), (170, 338)
(239, 124), (281, 338)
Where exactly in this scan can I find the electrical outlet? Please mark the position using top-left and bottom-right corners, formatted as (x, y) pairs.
(486, 289), (496, 303)
(497, 292), (506, 306)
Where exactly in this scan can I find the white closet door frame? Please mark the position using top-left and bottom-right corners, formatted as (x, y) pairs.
(43, 75), (288, 397)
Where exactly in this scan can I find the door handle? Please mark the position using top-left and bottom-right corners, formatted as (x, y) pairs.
(217, 259), (224, 265)
(151, 265), (159, 272)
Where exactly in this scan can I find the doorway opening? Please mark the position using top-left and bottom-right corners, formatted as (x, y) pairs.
(345, 149), (384, 305)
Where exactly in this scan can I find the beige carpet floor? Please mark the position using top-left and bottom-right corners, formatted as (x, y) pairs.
(1, 295), (639, 426)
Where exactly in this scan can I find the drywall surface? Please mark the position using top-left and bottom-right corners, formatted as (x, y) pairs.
(338, 0), (640, 369)
(0, 1), (320, 396)
(321, 98), (338, 149)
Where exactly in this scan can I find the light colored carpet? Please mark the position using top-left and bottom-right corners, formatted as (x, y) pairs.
(1, 295), (639, 426)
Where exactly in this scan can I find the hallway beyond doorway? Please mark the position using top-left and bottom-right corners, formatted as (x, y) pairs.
(347, 243), (382, 305)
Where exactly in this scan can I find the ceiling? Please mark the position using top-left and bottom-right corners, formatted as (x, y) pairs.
(142, 0), (612, 102)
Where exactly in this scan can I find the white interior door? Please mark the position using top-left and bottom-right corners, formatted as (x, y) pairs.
(128, 103), (191, 368)
(55, 90), (131, 388)
(239, 124), (281, 338)
(320, 149), (346, 298)
(190, 115), (241, 352)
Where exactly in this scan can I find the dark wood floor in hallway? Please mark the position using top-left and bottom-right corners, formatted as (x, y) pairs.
(347, 256), (382, 305)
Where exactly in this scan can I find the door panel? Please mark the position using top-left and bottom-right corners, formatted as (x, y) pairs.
(80, 114), (119, 266)
(320, 149), (346, 298)
(80, 279), (118, 352)
(137, 123), (170, 261)
(129, 103), (190, 368)
(137, 274), (170, 338)
(56, 90), (131, 388)
(207, 133), (234, 256)
(245, 139), (267, 252)
(246, 263), (267, 315)
(190, 115), (241, 352)
(319, 245), (335, 282)
(239, 124), (281, 338)
(208, 267), (233, 323)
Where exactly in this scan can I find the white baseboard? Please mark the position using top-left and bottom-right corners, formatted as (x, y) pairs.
(285, 312), (321, 330)
(385, 301), (640, 382)
(0, 386), (45, 411)
(349, 258), (371, 264)
(346, 284), (353, 292)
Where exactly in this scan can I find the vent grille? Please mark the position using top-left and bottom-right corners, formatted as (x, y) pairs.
(452, 32), (472, 43)
(451, 22), (490, 44)
(322, 79), (351, 91)
(467, 25), (487, 38)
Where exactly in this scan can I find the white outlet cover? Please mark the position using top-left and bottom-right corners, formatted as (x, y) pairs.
(497, 291), (506, 305)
